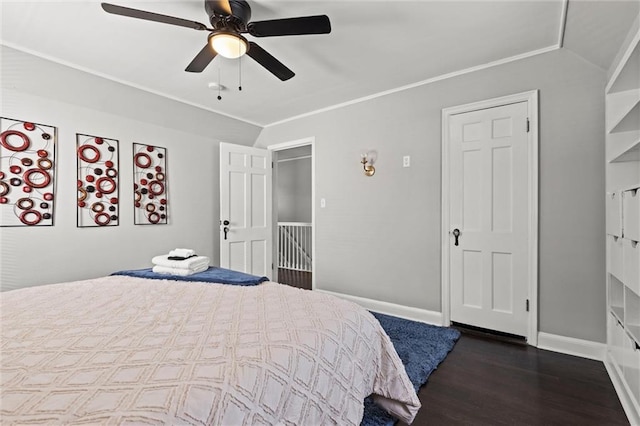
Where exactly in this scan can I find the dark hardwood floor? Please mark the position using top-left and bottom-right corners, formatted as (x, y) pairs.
(401, 331), (628, 425)
(277, 275), (627, 424)
(277, 268), (312, 290)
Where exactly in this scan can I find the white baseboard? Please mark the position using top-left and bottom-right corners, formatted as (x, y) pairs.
(314, 289), (443, 326)
(314, 290), (606, 361)
(537, 332), (605, 361)
(604, 353), (640, 426)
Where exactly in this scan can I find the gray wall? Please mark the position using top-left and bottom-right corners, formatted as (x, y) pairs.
(277, 157), (312, 223)
(0, 47), (261, 291)
(255, 48), (607, 343)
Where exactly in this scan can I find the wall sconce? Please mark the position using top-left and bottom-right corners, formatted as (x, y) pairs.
(361, 153), (375, 177)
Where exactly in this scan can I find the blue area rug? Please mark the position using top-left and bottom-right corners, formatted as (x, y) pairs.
(361, 312), (461, 426)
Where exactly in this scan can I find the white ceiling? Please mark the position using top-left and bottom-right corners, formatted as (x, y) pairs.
(1, 1), (638, 127)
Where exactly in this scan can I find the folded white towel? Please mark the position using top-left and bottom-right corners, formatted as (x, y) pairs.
(152, 263), (208, 276)
(169, 248), (196, 258)
(152, 255), (210, 270)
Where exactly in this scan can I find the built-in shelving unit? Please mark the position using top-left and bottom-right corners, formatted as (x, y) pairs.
(605, 23), (640, 426)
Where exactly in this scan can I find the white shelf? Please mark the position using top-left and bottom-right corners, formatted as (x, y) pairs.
(612, 305), (625, 324)
(628, 325), (640, 348)
(609, 130), (640, 163)
(618, 182), (640, 192)
(610, 313), (626, 372)
(627, 285), (640, 326)
(607, 89), (640, 134)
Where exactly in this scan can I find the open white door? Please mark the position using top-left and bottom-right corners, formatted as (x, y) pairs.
(219, 142), (272, 277)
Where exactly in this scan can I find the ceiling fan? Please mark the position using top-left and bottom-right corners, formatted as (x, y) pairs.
(101, 0), (331, 81)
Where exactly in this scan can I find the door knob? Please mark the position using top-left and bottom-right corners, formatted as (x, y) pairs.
(452, 228), (461, 246)
(221, 220), (230, 240)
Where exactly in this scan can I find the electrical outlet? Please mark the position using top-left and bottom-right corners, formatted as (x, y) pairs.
(403, 155), (411, 167)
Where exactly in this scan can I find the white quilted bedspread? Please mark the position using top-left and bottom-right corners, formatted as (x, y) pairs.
(0, 276), (420, 425)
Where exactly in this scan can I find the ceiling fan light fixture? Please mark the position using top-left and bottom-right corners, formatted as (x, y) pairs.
(209, 32), (248, 59)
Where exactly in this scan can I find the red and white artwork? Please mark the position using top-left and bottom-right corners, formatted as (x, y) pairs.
(0, 117), (57, 227)
(132, 143), (168, 225)
(76, 134), (119, 227)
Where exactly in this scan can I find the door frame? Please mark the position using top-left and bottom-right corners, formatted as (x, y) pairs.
(441, 90), (539, 345)
(267, 137), (316, 290)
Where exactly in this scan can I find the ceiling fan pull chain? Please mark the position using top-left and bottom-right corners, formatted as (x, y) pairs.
(238, 48), (243, 91)
(217, 68), (222, 100)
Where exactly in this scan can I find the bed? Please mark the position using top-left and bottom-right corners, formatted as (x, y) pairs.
(0, 272), (420, 425)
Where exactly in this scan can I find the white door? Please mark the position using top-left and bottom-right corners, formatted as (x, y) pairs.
(219, 142), (272, 277)
(449, 101), (530, 337)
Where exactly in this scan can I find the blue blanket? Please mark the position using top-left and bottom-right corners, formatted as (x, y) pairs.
(111, 267), (269, 286)
(361, 312), (460, 426)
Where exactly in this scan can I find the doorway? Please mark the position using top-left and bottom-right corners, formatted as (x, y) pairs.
(441, 91), (539, 345)
(269, 138), (315, 290)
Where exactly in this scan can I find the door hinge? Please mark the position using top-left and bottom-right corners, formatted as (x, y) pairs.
(526, 299), (530, 312)
(526, 118), (530, 133)
(272, 162), (274, 168)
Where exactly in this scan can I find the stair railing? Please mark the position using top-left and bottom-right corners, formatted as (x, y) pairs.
(277, 222), (312, 272)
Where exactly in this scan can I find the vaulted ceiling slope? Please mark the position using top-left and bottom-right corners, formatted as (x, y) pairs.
(1, 1), (638, 127)
(563, 0), (639, 71)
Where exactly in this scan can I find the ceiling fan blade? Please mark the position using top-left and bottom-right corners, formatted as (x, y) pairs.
(185, 44), (218, 73)
(101, 3), (208, 31)
(247, 42), (294, 81)
(247, 15), (331, 37)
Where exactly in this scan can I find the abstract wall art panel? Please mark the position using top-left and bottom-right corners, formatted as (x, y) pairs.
(76, 134), (120, 227)
(0, 117), (57, 227)
(132, 143), (168, 225)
